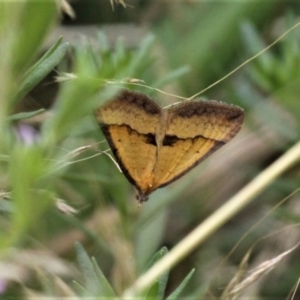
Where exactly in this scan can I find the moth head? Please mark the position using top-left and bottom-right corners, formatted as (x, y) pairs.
(135, 192), (149, 204)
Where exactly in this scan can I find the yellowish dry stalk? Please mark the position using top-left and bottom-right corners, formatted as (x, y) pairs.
(123, 140), (300, 299)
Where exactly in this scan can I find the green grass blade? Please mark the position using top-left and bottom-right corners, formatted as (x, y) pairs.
(145, 281), (159, 300)
(144, 247), (169, 300)
(166, 269), (195, 300)
(13, 40), (69, 105)
(75, 242), (102, 296)
(8, 109), (45, 122)
(92, 257), (116, 298)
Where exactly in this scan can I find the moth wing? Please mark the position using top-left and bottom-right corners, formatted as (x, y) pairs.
(152, 100), (244, 189)
(96, 90), (161, 134)
(95, 90), (162, 194)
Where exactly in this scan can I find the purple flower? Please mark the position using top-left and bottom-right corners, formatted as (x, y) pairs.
(16, 123), (40, 145)
(0, 278), (7, 294)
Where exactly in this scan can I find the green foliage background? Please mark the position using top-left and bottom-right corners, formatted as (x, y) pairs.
(1, 1), (300, 299)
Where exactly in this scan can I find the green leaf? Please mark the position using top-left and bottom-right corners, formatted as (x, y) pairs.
(12, 0), (57, 74)
(13, 39), (69, 105)
(75, 242), (101, 296)
(145, 247), (169, 300)
(72, 280), (89, 296)
(92, 257), (116, 298)
(97, 31), (110, 52)
(127, 34), (155, 74)
(146, 247), (168, 270)
(240, 21), (275, 74)
(153, 66), (190, 89)
(8, 109), (45, 122)
(166, 269), (195, 300)
(22, 37), (64, 80)
(157, 268), (169, 300)
(145, 281), (159, 300)
(113, 36), (126, 67)
(2, 148), (53, 249)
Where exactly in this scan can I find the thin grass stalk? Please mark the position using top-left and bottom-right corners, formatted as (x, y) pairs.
(123, 140), (300, 298)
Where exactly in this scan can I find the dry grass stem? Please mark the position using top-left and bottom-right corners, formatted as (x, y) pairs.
(57, 0), (76, 19)
(220, 250), (251, 299)
(226, 244), (299, 299)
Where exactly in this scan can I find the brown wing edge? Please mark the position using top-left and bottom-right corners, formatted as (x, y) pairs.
(101, 125), (139, 188)
(117, 89), (162, 115)
(171, 99), (244, 119)
(95, 89), (162, 124)
(170, 100), (245, 142)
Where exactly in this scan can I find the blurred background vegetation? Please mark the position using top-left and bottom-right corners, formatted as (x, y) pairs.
(1, 0), (300, 299)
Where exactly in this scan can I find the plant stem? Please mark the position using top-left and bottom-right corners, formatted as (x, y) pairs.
(123, 140), (300, 298)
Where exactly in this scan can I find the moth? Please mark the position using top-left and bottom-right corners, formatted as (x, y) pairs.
(95, 90), (244, 203)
